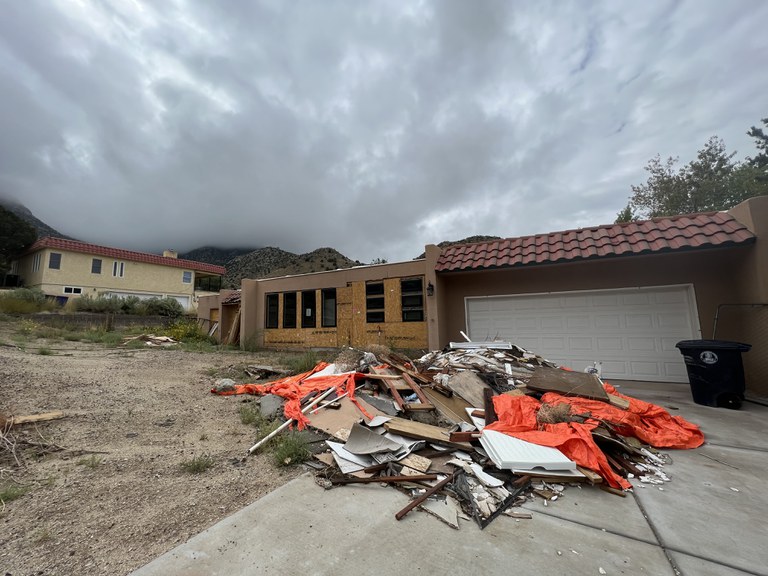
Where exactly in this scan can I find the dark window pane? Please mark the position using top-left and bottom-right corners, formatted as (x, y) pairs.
(401, 277), (424, 322)
(265, 294), (279, 329)
(366, 311), (385, 323)
(301, 290), (316, 328)
(401, 278), (422, 293)
(283, 293), (297, 328)
(365, 282), (384, 296)
(402, 310), (424, 322)
(49, 253), (61, 270)
(366, 297), (385, 309)
(91, 259), (102, 274)
(321, 288), (336, 328)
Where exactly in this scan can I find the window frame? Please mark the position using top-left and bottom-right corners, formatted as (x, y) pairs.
(48, 252), (62, 270)
(32, 254), (41, 272)
(301, 290), (316, 328)
(91, 258), (102, 274)
(112, 261), (125, 278)
(182, 271), (193, 284)
(63, 286), (83, 295)
(401, 277), (424, 322)
(366, 281), (385, 323)
(282, 292), (297, 328)
(265, 294), (279, 329)
(321, 288), (337, 328)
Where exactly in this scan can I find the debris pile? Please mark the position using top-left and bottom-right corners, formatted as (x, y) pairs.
(211, 342), (705, 529)
(121, 334), (178, 347)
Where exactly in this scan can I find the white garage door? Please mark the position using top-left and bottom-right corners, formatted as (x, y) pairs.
(466, 286), (699, 383)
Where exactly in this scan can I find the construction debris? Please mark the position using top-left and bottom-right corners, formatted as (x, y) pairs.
(211, 341), (705, 530)
(121, 334), (178, 347)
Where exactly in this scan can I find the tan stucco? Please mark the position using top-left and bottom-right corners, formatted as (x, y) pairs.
(17, 247), (215, 310)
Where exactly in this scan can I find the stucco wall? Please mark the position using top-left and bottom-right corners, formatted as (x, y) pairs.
(19, 248), (198, 301)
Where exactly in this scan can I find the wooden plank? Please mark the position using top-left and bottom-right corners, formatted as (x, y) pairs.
(383, 417), (472, 450)
(224, 309), (241, 345)
(332, 474), (438, 485)
(8, 411), (65, 426)
(527, 367), (609, 401)
(446, 370), (492, 407)
(422, 387), (472, 424)
(607, 393), (631, 410)
(371, 366), (433, 412)
(396, 472), (456, 520)
(401, 373), (432, 405)
(576, 466), (603, 484)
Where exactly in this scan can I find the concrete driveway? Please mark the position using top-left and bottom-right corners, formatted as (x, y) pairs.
(131, 381), (768, 576)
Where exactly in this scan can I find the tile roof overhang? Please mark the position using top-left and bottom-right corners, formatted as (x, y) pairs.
(25, 237), (226, 275)
(435, 211), (755, 273)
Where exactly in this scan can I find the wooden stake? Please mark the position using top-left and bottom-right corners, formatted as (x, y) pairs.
(395, 472), (455, 521)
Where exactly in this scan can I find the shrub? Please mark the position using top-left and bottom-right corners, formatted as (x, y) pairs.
(139, 297), (184, 318)
(164, 318), (210, 342)
(0, 288), (57, 313)
(75, 294), (123, 314)
(282, 351), (319, 375)
(0, 483), (28, 504)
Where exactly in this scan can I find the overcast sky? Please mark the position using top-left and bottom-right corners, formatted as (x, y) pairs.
(1, 1), (767, 263)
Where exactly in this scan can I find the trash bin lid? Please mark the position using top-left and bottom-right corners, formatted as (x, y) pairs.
(675, 339), (751, 352)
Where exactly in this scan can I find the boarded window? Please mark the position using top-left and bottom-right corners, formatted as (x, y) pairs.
(91, 258), (102, 274)
(301, 290), (316, 328)
(401, 277), (424, 322)
(265, 294), (279, 329)
(366, 282), (385, 323)
(321, 288), (337, 328)
(283, 292), (297, 328)
(49, 252), (62, 270)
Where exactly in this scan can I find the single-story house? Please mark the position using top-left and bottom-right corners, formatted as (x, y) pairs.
(14, 237), (226, 311)
(199, 196), (768, 397)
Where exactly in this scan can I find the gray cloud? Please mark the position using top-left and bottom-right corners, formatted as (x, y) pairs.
(1, 0), (767, 262)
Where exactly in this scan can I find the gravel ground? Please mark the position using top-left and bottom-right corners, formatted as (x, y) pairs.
(0, 320), (302, 576)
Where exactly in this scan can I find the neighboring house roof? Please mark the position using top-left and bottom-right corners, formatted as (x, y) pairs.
(25, 237), (226, 275)
(436, 211), (755, 272)
(221, 291), (241, 305)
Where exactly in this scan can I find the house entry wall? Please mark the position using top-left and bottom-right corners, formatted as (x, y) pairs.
(465, 285), (699, 383)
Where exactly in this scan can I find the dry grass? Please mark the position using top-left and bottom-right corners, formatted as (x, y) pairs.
(536, 402), (573, 425)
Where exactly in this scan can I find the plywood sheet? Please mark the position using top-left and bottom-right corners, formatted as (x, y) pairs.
(526, 367), (609, 401)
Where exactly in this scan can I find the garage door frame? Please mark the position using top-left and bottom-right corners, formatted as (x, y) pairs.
(464, 284), (701, 382)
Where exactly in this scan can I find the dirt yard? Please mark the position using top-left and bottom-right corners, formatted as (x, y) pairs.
(0, 319), (304, 576)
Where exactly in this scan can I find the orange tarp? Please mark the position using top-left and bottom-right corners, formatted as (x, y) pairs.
(210, 362), (370, 429)
(486, 383), (704, 490)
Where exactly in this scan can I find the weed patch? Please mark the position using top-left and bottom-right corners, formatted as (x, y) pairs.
(0, 484), (28, 505)
(37, 347), (54, 356)
(76, 455), (102, 469)
(272, 433), (310, 467)
(179, 454), (215, 474)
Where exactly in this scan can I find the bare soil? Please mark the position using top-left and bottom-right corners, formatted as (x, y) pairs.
(0, 320), (302, 576)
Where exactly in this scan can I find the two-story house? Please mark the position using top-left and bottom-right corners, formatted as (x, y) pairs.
(15, 237), (225, 311)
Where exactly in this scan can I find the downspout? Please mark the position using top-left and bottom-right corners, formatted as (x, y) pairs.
(712, 303), (768, 338)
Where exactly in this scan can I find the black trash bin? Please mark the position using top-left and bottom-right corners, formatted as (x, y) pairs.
(675, 340), (751, 409)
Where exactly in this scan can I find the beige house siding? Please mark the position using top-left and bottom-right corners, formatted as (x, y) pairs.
(17, 245), (223, 311)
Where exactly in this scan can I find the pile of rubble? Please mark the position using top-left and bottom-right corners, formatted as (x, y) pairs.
(211, 342), (704, 530)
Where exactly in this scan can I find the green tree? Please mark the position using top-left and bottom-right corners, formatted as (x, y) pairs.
(627, 132), (768, 219)
(615, 203), (637, 223)
(0, 205), (37, 275)
(746, 117), (768, 176)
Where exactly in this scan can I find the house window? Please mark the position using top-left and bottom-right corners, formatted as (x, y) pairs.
(63, 286), (83, 295)
(195, 276), (222, 292)
(401, 277), (424, 322)
(321, 288), (337, 328)
(32, 253), (41, 272)
(91, 259), (102, 274)
(49, 252), (62, 270)
(265, 294), (279, 329)
(366, 282), (385, 323)
(301, 290), (316, 328)
(182, 271), (192, 284)
(112, 261), (125, 278)
(282, 292), (297, 328)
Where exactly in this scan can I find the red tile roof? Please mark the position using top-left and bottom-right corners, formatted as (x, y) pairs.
(26, 237), (226, 275)
(436, 211), (755, 272)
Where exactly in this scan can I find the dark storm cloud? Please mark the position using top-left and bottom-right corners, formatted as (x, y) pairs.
(1, 0), (767, 262)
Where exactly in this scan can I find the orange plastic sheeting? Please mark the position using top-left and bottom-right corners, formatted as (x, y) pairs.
(486, 395), (629, 490)
(539, 382), (704, 450)
(210, 362), (370, 430)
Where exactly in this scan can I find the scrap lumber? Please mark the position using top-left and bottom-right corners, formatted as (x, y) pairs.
(224, 309), (241, 345)
(396, 472), (456, 521)
(6, 411), (65, 427)
(422, 387), (472, 425)
(526, 367), (610, 401)
(331, 474), (438, 485)
(383, 417), (473, 450)
(446, 370), (492, 408)
(370, 366), (434, 412)
(607, 393), (631, 410)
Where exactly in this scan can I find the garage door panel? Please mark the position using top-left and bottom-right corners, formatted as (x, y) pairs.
(467, 286), (696, 383)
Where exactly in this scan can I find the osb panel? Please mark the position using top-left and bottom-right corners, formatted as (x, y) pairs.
(714, 306), (768, 398)
(262, 281), (427, 350)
